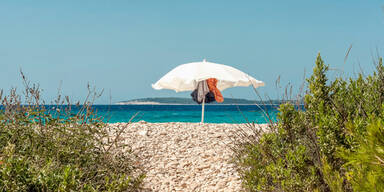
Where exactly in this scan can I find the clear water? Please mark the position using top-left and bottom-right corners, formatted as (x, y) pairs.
(88, 105), (279, 124)
(1, 104), (280, 124)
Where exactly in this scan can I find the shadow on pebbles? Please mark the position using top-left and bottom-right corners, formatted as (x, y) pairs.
(108, 122), (266, 191)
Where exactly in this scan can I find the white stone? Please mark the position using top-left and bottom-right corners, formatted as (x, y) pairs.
(105, 122), (267, 191)
(138, 129), (147, 136)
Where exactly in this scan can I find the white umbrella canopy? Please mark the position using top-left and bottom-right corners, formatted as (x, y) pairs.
(152, 59), (265, 123)
(152, 59), (264, 92)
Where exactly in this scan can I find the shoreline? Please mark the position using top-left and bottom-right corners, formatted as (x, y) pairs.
(108, 121), (268, 125)
(114, 103), (281, 106)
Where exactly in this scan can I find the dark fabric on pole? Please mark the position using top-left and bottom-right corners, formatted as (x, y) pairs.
(191, 90), (215, 104)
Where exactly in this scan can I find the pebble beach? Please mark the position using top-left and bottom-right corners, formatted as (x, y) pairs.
(108, 122), (268, 191)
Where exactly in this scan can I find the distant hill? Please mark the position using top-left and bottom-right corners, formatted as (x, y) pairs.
(116, 97), (287, 105)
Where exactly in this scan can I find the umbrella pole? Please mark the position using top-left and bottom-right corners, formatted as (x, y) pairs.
(201, 97), (205, 123)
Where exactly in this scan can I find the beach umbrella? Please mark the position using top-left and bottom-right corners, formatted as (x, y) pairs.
(152, 59), (264, 123)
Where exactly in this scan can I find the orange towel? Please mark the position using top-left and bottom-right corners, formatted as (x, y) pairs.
(206, 78), (224, 103)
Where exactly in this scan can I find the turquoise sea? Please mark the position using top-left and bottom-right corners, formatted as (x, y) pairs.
(1, 104), (282, 123)
(85, 104), (280, 124)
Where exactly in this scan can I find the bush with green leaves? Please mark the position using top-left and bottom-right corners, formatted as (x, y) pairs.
(0, 80), (144, 191)
(341, 119), (384, 191)
(235, 54), (384, 191)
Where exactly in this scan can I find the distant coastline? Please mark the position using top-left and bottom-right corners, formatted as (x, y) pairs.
(116, 101), (162, 105)
(116, 97), (289, 105)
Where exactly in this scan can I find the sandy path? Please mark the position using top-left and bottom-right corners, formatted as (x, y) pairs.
(109, 122), (265, 191)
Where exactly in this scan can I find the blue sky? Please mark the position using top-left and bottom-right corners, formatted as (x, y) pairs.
(1, 1), (383, 104)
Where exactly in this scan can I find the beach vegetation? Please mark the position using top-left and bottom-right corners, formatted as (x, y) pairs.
(0, 74), (144, 191)
(235, 53), (384, 191)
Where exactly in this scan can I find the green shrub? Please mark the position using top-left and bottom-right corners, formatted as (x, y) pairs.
(235, 54), (384, 191)
(341, 119), (384, 191)
(237, 103), (323, 191)
(0, 81), (144, 191)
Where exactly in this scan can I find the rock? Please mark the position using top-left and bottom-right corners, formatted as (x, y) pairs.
(216, 181), (227, 189)
(181, 182), (188, 188)
(138, 120), (147, 124)
(138, 130), (147, 136)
